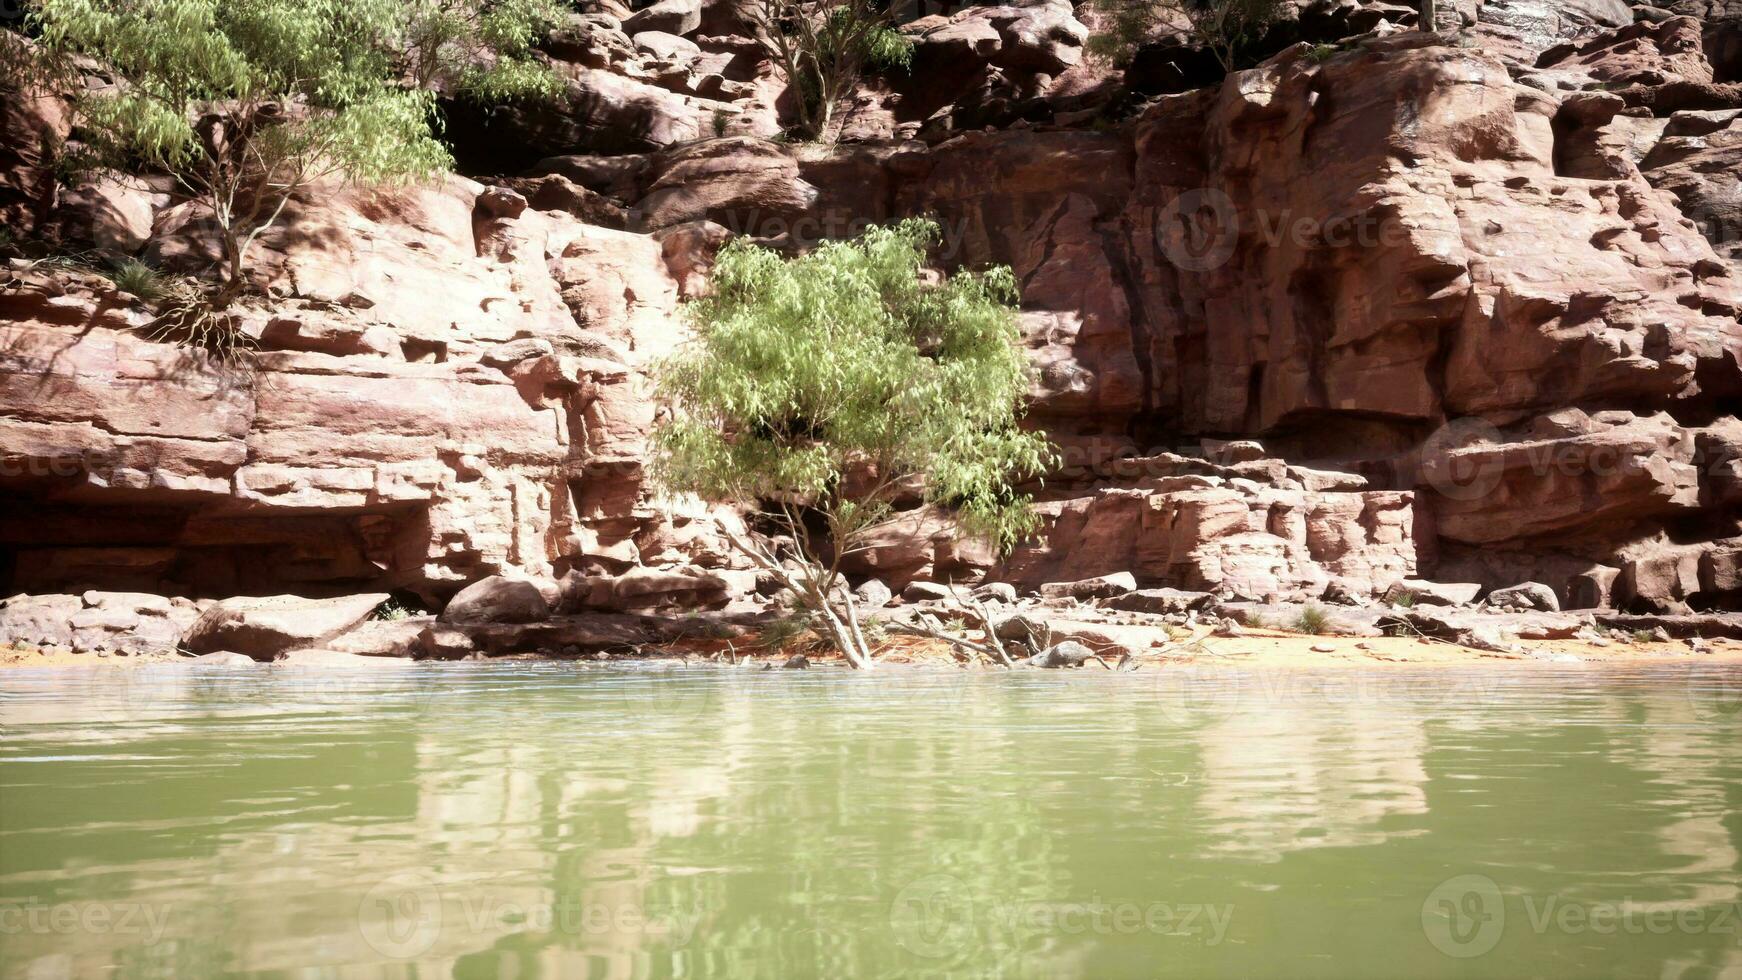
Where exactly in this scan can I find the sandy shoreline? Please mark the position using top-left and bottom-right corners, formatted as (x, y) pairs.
(7, 628), (1742, 670)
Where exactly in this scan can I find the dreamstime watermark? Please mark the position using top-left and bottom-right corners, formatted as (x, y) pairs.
(0, 901), (175, 946)
(356, 871), (705, 960)
(1421, 874), (1742, 958)
(889, 873), (1234, 959)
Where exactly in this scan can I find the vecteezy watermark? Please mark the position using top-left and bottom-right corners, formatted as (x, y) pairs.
(356, 872), (705, 960)
(1421, 874), (1507, 957)
(0, 453), (85, 479)
(888, 874), (1234, 959)
(0, 901), (175, 946)
(1685, 667), (1742, 721)
(1151, 188), (1417, 273)
(1138, 665), (1502, 728)
(1422, 874), (1742, 958)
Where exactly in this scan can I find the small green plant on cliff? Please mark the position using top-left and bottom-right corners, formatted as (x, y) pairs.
(743, 0), (913, 142)
(12, 0), (557, 325)
(653, 219), (1055, 669)
(106, 259), (165, 301)
(1087, 0), (1285, 72)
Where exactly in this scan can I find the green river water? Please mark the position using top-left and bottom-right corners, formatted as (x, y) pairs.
(2, 662), (1740, 979)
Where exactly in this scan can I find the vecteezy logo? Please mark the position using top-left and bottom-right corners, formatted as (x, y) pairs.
(1417, 417), (1505, 503)
(1421, 874), (1504, 958)
(889, 874), (976, 959)
(358, 871), (443, 959)
(1154, 188), (1239, 273)
(1686, 667), (1742, 721)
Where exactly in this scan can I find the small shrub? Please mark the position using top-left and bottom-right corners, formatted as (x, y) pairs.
(1629, 629), (1656, 645)
(1306, 43), (1338, 64)
(1294, 605), (1330, 634)
(712, 110), (730, 137)
(107, 259), (164, 302)
(1391, 589), (1417, 609)
(372, 598), (415, 622)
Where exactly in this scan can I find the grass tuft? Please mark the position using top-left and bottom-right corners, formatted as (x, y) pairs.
(1294, 604), (1330, 634)
(108, 259), (164, 301)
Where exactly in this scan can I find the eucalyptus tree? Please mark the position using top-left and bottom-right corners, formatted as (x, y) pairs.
(653, 219), (1054, 668)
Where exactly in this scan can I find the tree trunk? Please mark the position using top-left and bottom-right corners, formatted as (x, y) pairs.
(1419, 0), (1437, 32)
(215, 224), (245, 308)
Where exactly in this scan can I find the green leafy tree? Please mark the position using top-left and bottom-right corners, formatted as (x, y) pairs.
(12, 0), (556, 309)
(1088, 0), (1283, 72)
(399, 0), (565, 101)
(653, 219), (1054, 669)
(743, 0), (913, 142)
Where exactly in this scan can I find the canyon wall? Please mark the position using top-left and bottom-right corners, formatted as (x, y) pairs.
(2, 0), (1740, 616)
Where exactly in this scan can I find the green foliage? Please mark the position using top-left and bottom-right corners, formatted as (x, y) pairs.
(1305, 42), (1338, 64)
(1088, 0), (1284, 72)
(400, 0), (565, 101)
(107, 258), (165, 301)
(1294, 604), (1329, 634)
(712, 109), (731, 137)
(1390, 588), (1417, 609)
(16, 0), (557, 307)
(863, 24), (914, 73)
(654, 218), (1054, 560)
(372, 596), (418, 621)
(744, 0), (910, 141)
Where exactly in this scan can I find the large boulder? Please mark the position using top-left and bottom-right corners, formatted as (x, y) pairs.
(441, 576), (551, 624)
(1039, 572), (1137, 600)
(624, 0), (701, 36)
(183, 594), (389, 659)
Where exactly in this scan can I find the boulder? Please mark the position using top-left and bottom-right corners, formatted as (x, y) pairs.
(1487, 582), (1561, 612)
(188, 651), (260, 666)
(1385, 580), (1483, 607)
(971, 582), (1019, 604)
(992, 612), (1050, 642)
(1038, 572), (1137, 600)
(608, 566), (730, 610)
(1106, 588), (1213, 615)
(624, 0), (701, 36)
(634, 30), (701, 64)
(853, 578), (894, 608)
(441, 576), (551, 624)
(0, 594), (83, 648)
(183, 594), (390, 659)
(1029, 640), (1096, 668)
(902, 581), (954, 603)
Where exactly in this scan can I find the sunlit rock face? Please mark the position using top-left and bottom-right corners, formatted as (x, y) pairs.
(2, 3), (1740, 611)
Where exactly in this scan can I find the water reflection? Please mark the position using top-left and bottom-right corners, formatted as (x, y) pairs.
(1, 663), (1740, 979)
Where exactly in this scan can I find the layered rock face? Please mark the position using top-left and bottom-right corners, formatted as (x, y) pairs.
(1, 179), (749, 604)
(2, 0), (1740, 618)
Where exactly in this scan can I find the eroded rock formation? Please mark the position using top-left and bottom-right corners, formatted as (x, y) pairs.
(2, 0), (1740, 637)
